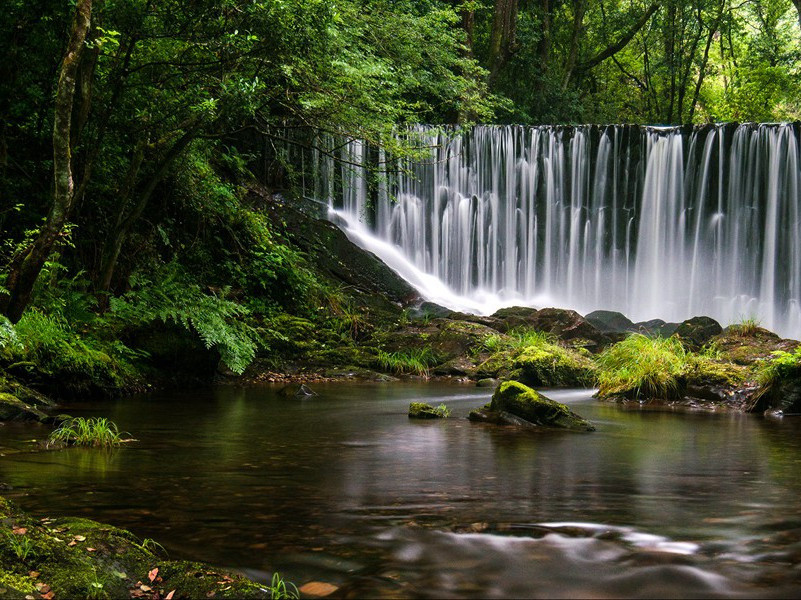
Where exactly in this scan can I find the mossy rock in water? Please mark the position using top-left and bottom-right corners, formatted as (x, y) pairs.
(0, 497), (271, 599)
(0, 393), (48, 422)
(469, 382), (594, 431)
(408, 402), (448, 419)
(512, 345), (595, 387)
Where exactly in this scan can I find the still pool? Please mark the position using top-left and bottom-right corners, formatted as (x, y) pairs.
(2, 382), (801, 598)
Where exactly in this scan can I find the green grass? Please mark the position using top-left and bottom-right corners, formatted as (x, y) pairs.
(481, 329), (554, 354)
(4, 533), (37, 561)
(729, 316), (762, 337)
(435, 403), (451, 417)
(48, 417), (126, 448)
(596, 334), (688, 399)
(375, 347), (439, 376)
(267, 572), (299, 600)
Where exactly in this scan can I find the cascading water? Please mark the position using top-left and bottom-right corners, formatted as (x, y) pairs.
(309, 123), (801, 338)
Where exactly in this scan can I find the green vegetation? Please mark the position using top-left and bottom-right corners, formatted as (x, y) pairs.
(729, 317), (763, 337)
(756, 347), (801, 388)
(376, 348), (439, 376)
(48, 417), (125, 448)
(408, 401), (451, 418)
(3, 533), (36, 561)
(268, 572), (299, 600)
(596, 335), (688, 399)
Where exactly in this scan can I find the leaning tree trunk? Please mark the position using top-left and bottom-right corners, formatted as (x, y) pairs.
(1, 0), (92, 322)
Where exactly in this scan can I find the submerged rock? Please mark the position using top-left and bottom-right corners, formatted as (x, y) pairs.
(408, 402), (448, 419)
(277, 383), (317, 397)
(469, 381), (595, 431)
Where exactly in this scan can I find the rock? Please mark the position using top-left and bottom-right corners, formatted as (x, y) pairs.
(584, 310), (635, 334)
(0, 393), (48, 422)
(408, 402), (448, 419)
(468, 381), (595, 431)
(277, 383), (317, 397)
(490, 306), (540, 331)
(512, 345), (595, 387)
(673, 316), (723, 349)
(433, 356), (477, 376)
(634, 319), (679, 337)
(476, 378), (498, 388)
(407, 302), (453, 320)
(713, 326), (799, 365)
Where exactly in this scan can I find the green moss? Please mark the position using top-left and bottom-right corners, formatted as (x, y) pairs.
(512, 344), (595, 387)
(488, 381), (595, 431)
(0, 569), (37, 595)
(408, 402), (449, 418)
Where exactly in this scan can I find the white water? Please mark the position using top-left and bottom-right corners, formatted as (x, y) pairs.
(312, 124), (801, 337)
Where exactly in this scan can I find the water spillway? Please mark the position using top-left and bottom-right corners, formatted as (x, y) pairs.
(307, 124), (801, 338)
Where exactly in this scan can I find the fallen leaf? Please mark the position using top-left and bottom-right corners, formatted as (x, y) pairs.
(165, 591), (176, 600)
(148, 567), (159, 583)
(206, 592), (216, 598)
(86, 547), (96, 552)
(68, 541), (77, 547)
(28, 572), (39, 579)
(73, 535), (86, 542)
(12, 527), (27, 535)
(140, 585), (152, 592)
(299, 582), (339, 597)
(42, 592), (55, 600)
(35, 583), (51, 593)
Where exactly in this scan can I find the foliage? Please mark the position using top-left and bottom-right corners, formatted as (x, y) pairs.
(596, 335), (688, 399)
(375, 348), (439, 376)
(435, 403), (451, 417)
(110, 266), (259, 374)
(48, 417), (125, 448)
(3, 533), (37, 561)
(756, 347), (801, 389)
(267, 572), (299, 600)
(729, 317), (762, 337)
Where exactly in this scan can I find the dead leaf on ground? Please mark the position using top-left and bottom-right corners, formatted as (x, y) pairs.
(86, 547), (96, 552)
(165, 590), (176, 600)
(148, 568), (159, 583)
(67, 541), (77, 547)
(41, 592), (55, 600)
(28, 571), (39, 579)
(12, 527), (27, 535)
(299, 582), (340, 597)
(73, 535), (86, 542)
(140, 584), (152, 592)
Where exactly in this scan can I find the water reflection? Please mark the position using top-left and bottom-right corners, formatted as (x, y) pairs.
(1, 382), (801, 597)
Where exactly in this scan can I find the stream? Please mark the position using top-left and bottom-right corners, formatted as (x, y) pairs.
(2, 382), (801, 598)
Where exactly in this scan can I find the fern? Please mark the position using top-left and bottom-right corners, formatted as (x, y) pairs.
(110, 265), (258, 374)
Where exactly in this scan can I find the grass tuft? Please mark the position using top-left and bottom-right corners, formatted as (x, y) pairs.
(267, 572), (299, 599)
(48, 417), (126, 448)
(596, 335), (687, 399)
(375, 348), (438, 376)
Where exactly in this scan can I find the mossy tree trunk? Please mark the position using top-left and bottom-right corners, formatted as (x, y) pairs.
(1, 0), (93, 322)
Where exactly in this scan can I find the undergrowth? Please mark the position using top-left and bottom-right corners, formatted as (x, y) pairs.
(48, 417), (126, 448)
(596, 335), (687, 399)
(375, 348), (438, 376)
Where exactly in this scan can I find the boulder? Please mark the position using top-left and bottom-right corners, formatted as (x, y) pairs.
(673, 316), (723, 349)
(476, 378), (499, 388)
(408, 402), (448, 419)
(468, 381), (595, 431)
(713, 326), (799, 365)
(0, 392), (48, 422)
(634, 319), (679, 337)
(531, 308), (612, 352)
(584, 310), (635, 334)
(407, 302), (453, 321)
(490, 306), (540, 331)
(512, 345), (595, 387)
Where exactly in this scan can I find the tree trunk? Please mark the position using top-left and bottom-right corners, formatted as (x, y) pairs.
(1, 0), (92, 322)
(792, 1), (801, 31)
(488, 0), (519, 85)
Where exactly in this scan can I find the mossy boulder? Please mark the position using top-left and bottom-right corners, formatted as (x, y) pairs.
(512, 345), (595, 387)
(673, 316), (723, 349)
(490, 306), (541, 331)
(634, 319), (679, 337)
(469, 381), (595, 431)
(491, 308), (611, 352)
(0, 497), (271, 599)
(408, 402), (448, 419)
(712, 326), (799, 365)
(584, 310), (636, 338)
(0, 393), (48, 422)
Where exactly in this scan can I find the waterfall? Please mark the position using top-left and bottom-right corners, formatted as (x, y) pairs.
(310, 124), (801, 338)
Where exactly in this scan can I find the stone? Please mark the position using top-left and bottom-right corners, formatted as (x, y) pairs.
(634, 319), (679, 337)
(407, 302), (453, 320)
(673, 316), (723, 349)
(490, 306), (540, 331)
(468, 381), (595, 431)
(584, 310), (636, 334)
(512, 345), (595, 387)
(277, 384), (317, 398)
(476, 378), (498, 388)
(408, 402), (447, 419)
(0, 393), (47, 422)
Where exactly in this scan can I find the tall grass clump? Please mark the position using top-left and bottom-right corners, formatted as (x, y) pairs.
(596, 334), (687, 399)
(375, 348), (438, 376)
(729, 316), (762, 337)
(48, 417), (125, 448)
(267, 572), (299, 600)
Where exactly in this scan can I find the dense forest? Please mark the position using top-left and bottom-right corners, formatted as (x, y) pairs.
(3, 2), (801, 598)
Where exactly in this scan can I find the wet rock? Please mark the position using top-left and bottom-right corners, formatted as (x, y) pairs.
(512, 345), (596, 387)
(634, 319), (679, 337)
(469, 381), (595, 431)
(433, 356), (477, 376)
(476, 378), (499, 388)
(408, 402), (448, 419)
(448, 311), (505, 330)
(0, 393), (48, 422)
(277, 383), (317, 397)
(407, 302), (453, 320)
(713, 326), (799, 366)
(490, 306), (540, 331)
(585, 310), (636, 334)
(673, 316), (723, 349)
